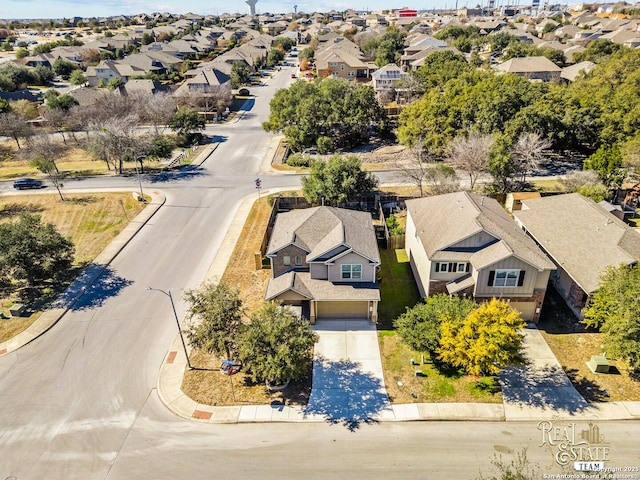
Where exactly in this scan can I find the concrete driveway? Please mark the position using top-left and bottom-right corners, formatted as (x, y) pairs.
(305, 319), (391, 429)
(499, 323), (589, 420)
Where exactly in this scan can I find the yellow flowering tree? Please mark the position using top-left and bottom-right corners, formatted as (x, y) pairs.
(438, 298), (525, 376)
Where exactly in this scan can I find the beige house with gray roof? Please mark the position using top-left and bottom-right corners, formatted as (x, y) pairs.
(265, 207), (380, 323)
(405, 192), (555, 322)
(514, 193), (640, 318)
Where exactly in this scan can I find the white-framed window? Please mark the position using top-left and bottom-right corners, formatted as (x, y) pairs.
(341, 264), (362, 279)
(347, 71), (355, 76)
(283, 255), (290, 266)
(340, 64), (345, 70)
(493, 269), (520, 287)
(436, 262), (470, 273)
(294, 256), (303, 265)
(329, 61), (338, 67)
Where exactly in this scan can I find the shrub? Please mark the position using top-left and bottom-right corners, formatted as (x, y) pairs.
(286, 152), (311, 167)
(238, 87), (250, 96)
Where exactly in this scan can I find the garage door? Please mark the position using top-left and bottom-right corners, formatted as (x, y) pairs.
(511, 302), (536, 322)
(317, 301), (369, 320)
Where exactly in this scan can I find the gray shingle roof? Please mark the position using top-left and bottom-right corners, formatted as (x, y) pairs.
(265, 272), (379, 301)
(267, 207), (380, 264)
(406, 192), (554, 271)
(514, 193), (640, 293)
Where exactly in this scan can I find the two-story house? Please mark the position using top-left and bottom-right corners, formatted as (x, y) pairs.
(264, 207), (381, 324)
(514, 193), (640, 318)
(371, 63), (408, 99)
(405, 192), (555, 322)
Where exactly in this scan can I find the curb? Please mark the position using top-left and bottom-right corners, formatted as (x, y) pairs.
(0, 191), (166, 356)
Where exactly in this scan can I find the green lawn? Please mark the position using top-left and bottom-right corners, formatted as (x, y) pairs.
(379, 332), (502, 404)
(378, 248), (421, 330)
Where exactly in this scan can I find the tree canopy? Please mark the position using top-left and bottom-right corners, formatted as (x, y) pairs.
(184, 282), (244, 360)
(263, 77), (387, 152)
(438, 299), (525, 376)
(237, 302), (318, 384)
(0, 214), (74, 287)
(169, 108), (205, 145)
(301, 155), (378, 206)
(582, 264), (640, 372)
(394, 294), (477, 355)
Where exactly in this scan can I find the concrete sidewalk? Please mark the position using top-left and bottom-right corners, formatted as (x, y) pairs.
(0, 190), (166, 357)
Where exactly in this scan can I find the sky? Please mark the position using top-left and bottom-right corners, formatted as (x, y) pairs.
(1, 0), (481, 20)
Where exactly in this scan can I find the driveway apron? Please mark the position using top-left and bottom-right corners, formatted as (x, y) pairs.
(499, 323), (590, 419)
(305, 319), (391, 427)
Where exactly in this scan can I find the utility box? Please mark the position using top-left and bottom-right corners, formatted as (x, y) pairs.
(587, 355), (610, 373)
(9, 303), (27, 317)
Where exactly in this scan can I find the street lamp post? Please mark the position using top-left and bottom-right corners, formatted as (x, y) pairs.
(146, 287), (193, 370)
(134, 155), (146, 202)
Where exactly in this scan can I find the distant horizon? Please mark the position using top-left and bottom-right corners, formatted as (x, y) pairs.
(2, 0), (542, 21)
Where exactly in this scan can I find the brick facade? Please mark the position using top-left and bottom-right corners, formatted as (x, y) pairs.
(270, 244), (308, 277)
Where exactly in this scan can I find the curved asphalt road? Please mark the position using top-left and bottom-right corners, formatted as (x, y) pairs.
(0, 66), (638, 480)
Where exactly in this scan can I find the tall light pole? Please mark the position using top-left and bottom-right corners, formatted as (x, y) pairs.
(134, 154), (146, 202)
(146, 287), (193, 370)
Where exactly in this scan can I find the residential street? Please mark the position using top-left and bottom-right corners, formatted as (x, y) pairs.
(0, 66), (638, 480)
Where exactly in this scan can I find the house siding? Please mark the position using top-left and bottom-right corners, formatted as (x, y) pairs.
(405, 210), (430, 297)
(328, 251), (375, 282)
(309, 263), (328, 279)
(475, 257), (545, 297)
(275, 291), (309, 302)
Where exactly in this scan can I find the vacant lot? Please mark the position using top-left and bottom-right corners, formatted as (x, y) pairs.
(0, 192), (147, 341)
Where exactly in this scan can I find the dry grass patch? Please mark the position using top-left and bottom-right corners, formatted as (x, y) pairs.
(0, 193), (147, 342)
(182, 350), (312, 406)
(1, 193), (147, 263)
(219, 197), (273, 312)
(0, 311), (42, 342)
(379, 332), (502, 404)
(538, 290), (640, 402)
(540, 331), (640, 402)
(0, 144), (110, 180)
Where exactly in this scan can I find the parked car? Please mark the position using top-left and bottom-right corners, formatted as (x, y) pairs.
(13, 178), (43, 190)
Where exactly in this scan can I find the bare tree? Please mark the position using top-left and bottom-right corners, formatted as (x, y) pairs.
(394, 140), (437, 197)
(23, 134), (66, 200)
(395, 73), (424, 104)
(42, 107), (72, 145)
(0, 111), (32, 149)
(446, 131), (494, 190)
(424, 163), (460, 195)
(87, 113), (141, 173)
(136, 91), (176, 134)
(560, 170), (603, 192)
(32, 157), (65, 201)
(24, 134), (64, 173)
(177, 89), (232, 118)
(511, 132), (551, 184)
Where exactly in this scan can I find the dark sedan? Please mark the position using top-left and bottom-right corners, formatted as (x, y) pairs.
(12, 178), (43, 190)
